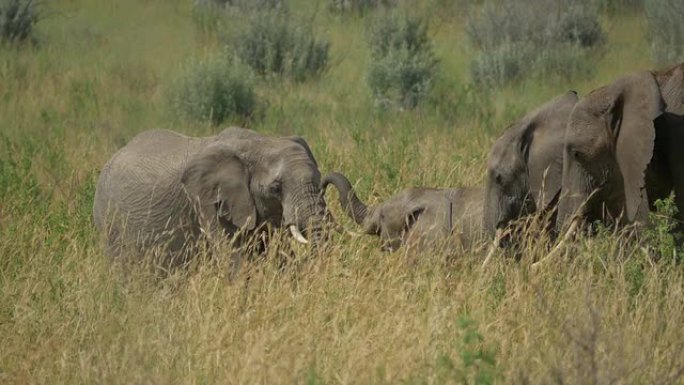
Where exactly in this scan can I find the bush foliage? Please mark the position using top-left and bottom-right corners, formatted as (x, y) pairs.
(230, 10), (329, 82)
(366, 12), (438, 109)
(166, 54), (255, 125)
(466, 0), (604, 86)
(0, 0), (39, 44)
(644, 0), (684, 66)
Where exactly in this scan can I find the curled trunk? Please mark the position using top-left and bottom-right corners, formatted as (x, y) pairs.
(320, 172), (371, 225)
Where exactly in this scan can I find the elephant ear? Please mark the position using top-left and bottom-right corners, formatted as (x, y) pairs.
(655, 62), (684, 115)
(609, 71), (664, 222)
(522, 91), (579, 209)
(285, 136), (319, 166)
(181, 144), (257, 230)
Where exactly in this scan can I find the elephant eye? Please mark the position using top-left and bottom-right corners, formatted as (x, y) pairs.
(495, 173), (503, 185)
(572, 149), (582, 160)
(269, 181), (282, 196)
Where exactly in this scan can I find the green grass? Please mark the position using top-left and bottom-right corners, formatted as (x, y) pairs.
(1, 1), (683, 384)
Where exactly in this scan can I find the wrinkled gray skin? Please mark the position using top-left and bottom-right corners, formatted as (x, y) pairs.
(93, 127), (329, 267)
(557, 65), (684, 230)
(321, 172), (484, 251)
(484, 91), (578, 237)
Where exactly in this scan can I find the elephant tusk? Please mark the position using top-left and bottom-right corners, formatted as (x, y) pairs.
(481, 228), (503, 268)
(531, 218), (579, 270)
(289, 225), (309, 244)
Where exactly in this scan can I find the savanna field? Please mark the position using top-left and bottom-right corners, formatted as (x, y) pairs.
(2, 0), (684, 383)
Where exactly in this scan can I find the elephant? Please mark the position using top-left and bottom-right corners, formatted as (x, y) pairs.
(483, 91), (579, 239)
(556, 64), (684, 234)
(93, 127), (330, 268)
(320, 172), (484, 251)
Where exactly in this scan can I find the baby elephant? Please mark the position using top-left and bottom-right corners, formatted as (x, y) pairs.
(321, 172), (484, 251)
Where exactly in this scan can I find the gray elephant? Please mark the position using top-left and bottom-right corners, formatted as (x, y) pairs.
(484, 91), (579, 239)
(93, 127), (330, 267)
(321, 172), (484, 251)
(557, 64), (684, 233)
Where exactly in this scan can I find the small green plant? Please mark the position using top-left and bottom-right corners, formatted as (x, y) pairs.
(435, 315), (499, 385)
(366, 12), (438, 109)
(643, 196), (683, 264)
(466, 0), (604, 86)
(644, 0), (684, 66)
(166, 54), (256, 126)
(232, 10), (329, 81)
(0, 0), (39, 44)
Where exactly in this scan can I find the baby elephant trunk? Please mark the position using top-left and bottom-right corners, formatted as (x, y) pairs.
(320, 172), (370, 225)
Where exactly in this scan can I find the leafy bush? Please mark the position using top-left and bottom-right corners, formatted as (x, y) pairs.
(366, 12), (438, 109)
(466, 0), (604, 86)
(328, 0), (395, 14)
(0, 0), (39, 44)
(644, 0), (684, 66)
(232, 10), (329, 81)
(166, 54), (256, 125)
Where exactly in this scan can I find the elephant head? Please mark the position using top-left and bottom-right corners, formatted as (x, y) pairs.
(185, 127), (330, 244)
(557, 71), (665, 230)
(320, 172), (428, 251)
(483, 91), (578, 237)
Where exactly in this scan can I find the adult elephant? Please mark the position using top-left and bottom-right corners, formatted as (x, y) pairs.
(321, 172), (484, 251)
(556, 65), (684, 234)
(484, 91), (578, 238)
(93, 127), (330, 267)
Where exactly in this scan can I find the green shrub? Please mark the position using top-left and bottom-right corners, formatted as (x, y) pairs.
(645, 0), (684, 66)
(232, 10), (329, 81)
(466, 0), (604, 86)
(366, 12), (438, 109)
(0, 0), (39, 44)
(166, 54), (256, 125)
(328, 0), (395, 14)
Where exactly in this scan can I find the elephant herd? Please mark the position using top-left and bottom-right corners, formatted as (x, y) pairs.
(93, 61), (684, 269)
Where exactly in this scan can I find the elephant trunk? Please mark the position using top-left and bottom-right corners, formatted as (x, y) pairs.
(288, 181), (329, 244)
(320, 172), (371, 226)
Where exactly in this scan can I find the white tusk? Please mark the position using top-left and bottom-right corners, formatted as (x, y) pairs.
(482, 228), (503, 268)
(532, 219), (579, 270)
(289, 225), (309, 244)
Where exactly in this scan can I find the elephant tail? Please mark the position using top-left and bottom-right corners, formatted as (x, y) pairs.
(320, 172), (370, 226)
